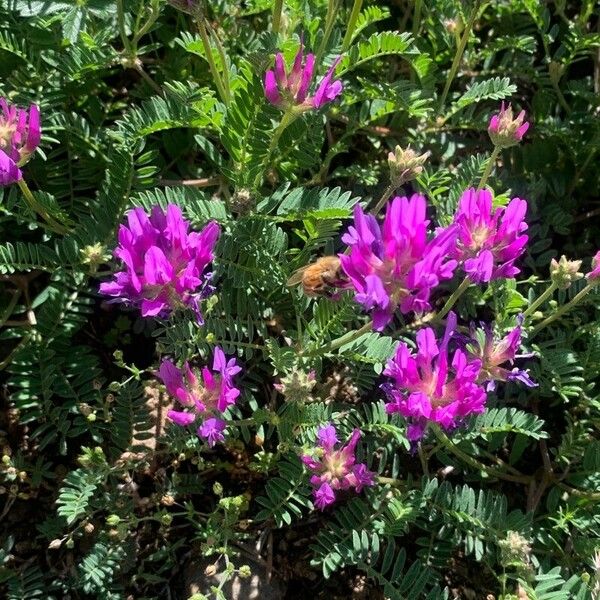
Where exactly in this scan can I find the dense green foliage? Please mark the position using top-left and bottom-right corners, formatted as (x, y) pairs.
(0, 0), (599, 598)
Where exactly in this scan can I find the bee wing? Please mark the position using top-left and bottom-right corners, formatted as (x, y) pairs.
(286, 267), (307, 287)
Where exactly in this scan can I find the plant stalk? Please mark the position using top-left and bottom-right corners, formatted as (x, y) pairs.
(341, 0), (364, 51)
(371, 182), (396, 216)
(437, 0), (480, 113)
(310, 320), (373, 355)
(197, 17), (230, 105)
(272, 0), (284, 35)
(432, 425), (530, 484)
(434, 277), (471, 322)
(522, 281), (558, 319)
(316, 0), (339, 62)
(412, 0), (423, 36)
(476, 145), (501, 191)
(17, 179), (69, 234)
(530, 283), (595, 337)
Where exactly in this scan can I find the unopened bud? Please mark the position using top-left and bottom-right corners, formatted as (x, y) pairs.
(550, 255), (583, 289)
(48, 538), (63, 550)
(230, 188), (254, 215)
(84, 523), (95, 534)
(274, 369), (317, 404)
(238, 564), (252, 578)
(161, 494), (176, 506)
(213, 482), (223, 496)
(387, 145), (430, 186)
(488, 102), (529, 148)
(443, 16), (463, 35)
(159, 512), (173, 526)
(498, 531), (531, 565)
(80, 243), (108, 274)
(106, 514), (121, 526)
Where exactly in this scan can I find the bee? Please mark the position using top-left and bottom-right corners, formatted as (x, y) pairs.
(286, 256), (348, 297)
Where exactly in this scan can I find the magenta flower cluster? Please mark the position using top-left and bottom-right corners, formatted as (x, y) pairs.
(301, 424), (375, 509)
(340, 188), (529, 327)
(339, 194), (458, 330)
(264, 40), (343, 111)
(383, 313), (487, 441)
(100, 204), (220, 319)
(0, 99), (41, 186)
(453, 188), (529, 283)
(158, 347), (242, 447)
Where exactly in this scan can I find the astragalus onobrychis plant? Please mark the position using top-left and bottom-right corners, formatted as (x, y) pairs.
(1, 0), (599, 598)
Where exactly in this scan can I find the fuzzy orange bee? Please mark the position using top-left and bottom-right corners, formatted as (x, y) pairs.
(286, 256), (349, 298)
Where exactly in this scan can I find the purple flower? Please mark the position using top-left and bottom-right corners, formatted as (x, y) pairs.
(301, 424), (375, 510)
(0, 99), (41, 185)
(100, 204), (220, 319)
(488, 102), (529, 148)
(586, 251), (600, 282)
(339, 194), (458, 330)
(464, 321), (536, 391)
(264, 40), (342, 111)
(198, 418), (227, 447)
(453, 188), (528, 283)
(158, 347), (242, 447)
(383, 312), (487, 441)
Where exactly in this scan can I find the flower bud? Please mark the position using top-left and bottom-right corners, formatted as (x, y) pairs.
(230, 188), (254, 215)
(106, 514), (121, 526)
(273, 369), (317, 404)
(387, 145), (430, 186)
(159, 512), (173, 526)
(443, 16), (463, 35)
(84, 522), (95, 534)
(238, 564), (252, 578)
(488, 102), (529, 148)
(80, 243), (108, 274)
(498, 531), (531, 565)
(213, 482), (223, 496)
(549, 255), (583, 289)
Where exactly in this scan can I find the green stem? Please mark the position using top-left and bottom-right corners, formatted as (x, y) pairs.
(476, 145), (501, 191)
(522, 281), (558, 319)
(309, 320), (373, 355)
(341, 0), (364, 51)
(371, 182), (396, 216)
(17, 179), (69, 234)
(272, 0), (284, 35)
(131, 4), (160, 50)
(316, 0), (338, 62)
(412, 0), (423, 36)
(418, 442), (429, 477)
(252, 110), (298, 188)
(197, 17), (230, 105)
(434, 277), (471, 322)
(209, 23), (231, 106)
(437, 0), (480, 114)
(116, 0), (133, 55)
(530, 283), (595, 337)
(432, 425), (531, 484)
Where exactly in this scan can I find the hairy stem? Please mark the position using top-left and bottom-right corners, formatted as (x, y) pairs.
(434, 277), (471, 323)
(412, 0), (423, 36)
(197, 17), (230, 105)
(17, 179), (69, 234)
(371, 182), (396, 216)
(437, 0), (480, 113)
(522, 281), (558, 319)
(272, 0), (284, 35)
(341, 0), (364, 51)
(116, 0), (133, 55)
(476, 145), (501, 191)
(310, 320), (373, 355)
(432, 425), (531, 484)
(530, 283), (595, 337)
(317, 0), (339, 62)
